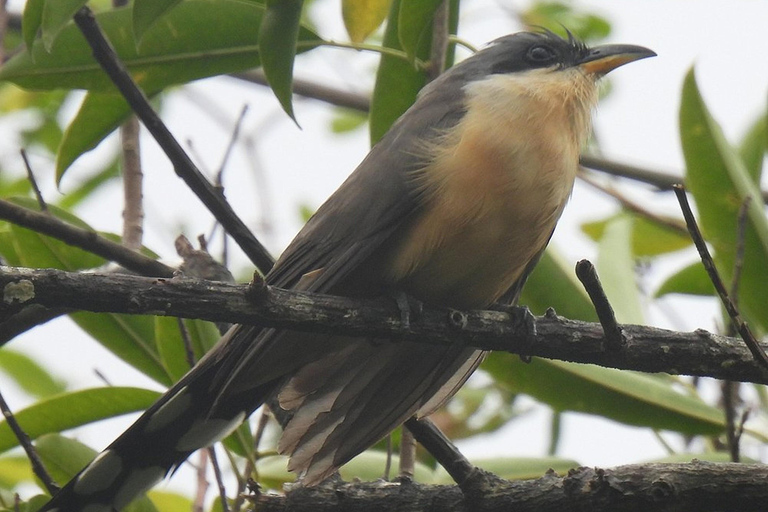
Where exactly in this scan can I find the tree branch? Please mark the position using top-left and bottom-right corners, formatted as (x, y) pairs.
(72, 7), (275, 275)
(251, 462), (768, 512)
(2, 266), (768, 385)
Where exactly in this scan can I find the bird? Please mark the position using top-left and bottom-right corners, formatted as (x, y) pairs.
(40, 30), (654, 511)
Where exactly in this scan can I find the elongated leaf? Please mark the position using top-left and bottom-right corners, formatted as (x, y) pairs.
(681, 68), (768, 335)
(34, 434), (159, 511)
(133, 0), (183, 42)
(146, 491), (192, 512)
(56, 92), (133, 184)
(257, 451), (435, 488)
(41, 0), (88, 51)
(258, 0), (303, 122)
(0, 387), (161, 454)
(369, 0), (428, 145)
(70, 312), (172, 386)
(155, 317), (219, 382)
(0, 348), (65, 398)
(484, 353), (725, 436)
(519, 247), (598, 322)
(21, 0), (45, 50)
(738, 113), (766, 183)
(1, 0), (322, 92)
(343, 0), (391, 43)
(0, 456), (34, 488)
(655, 261), (715, 297)
(582, 212), (690, 257)
(595, 214), (643, 324)
(397, 0), (442, 61)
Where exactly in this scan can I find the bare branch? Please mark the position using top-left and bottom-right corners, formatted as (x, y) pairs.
(3, 266), (768, 384)
(251, 462), (768, 512)
(0, 388), (58, 494)
(575, 260), (626, 350)
(0, 198), (174, 277)
(20, 150), (47, 212)
(673, 185), (768, 370)
(72, 7), (275, 275)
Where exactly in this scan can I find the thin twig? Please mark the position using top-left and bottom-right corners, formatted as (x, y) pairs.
(672, 185), (768, 370)
(20, 149), (47, 212)
(216, 105), (249, 185)
(0, 388), (59, 494)
(120, 115), (144, 251)
(0, 198), (174, 277)
(398, 426), (416, 479)
(72, 7), (275, 275)
(578, 170), (687, 234)
(721, 380), (740, 462)
(178, 317), (196, 367)
(730, 197), (751, 302)
(193, 449), (209, 512)
(233, 409), (271, 512)
(427, 0), (449, 81)
(574, 259), (626, 350)
(208, 446), (230, 512)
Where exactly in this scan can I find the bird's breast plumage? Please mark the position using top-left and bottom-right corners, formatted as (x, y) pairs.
(386, 69), (598, 308)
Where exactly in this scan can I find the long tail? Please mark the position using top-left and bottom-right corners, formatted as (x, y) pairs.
(40, 325), (276, 512)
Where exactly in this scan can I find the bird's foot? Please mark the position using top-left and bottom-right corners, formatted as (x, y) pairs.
(391, 291), (423, 331)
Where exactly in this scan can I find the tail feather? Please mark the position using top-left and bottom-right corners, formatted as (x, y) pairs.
(40, 326), (277, 512)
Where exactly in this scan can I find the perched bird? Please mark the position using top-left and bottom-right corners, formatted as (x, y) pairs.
(41, 30), (654, 511)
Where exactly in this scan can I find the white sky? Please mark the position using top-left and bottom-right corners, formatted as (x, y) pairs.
(3, 0), (768, 502)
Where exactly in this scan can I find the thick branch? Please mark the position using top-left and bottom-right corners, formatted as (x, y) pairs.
(252, 462), (768, 512)
(2, 266), (768, 384)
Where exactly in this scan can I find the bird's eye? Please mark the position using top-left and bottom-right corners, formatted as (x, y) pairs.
(526, 45), (557, 64)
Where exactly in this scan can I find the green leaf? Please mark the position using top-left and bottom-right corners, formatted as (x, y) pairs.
(582, 212), (690, 257)
(329, 107), (367, 133)
(56, 92), (131, 184)
(342, 0), (391, 43)
(519, 247), (598, 322)
(738, 113), (766, 184)
(70, 312), (172, 386)
(34, 434), (159, 511)
(655, 261), (715, 297)
(484, 354), (725, 436)
(520, 2), (611, 42)
(434, 456), (579, 483)
(258, 0), (303, 123)
(133, 0), (183, 42)
(0, 387), (161, 455)
(0, 456), (34, 488)
(369, 0), (428, 145)
(256, 451), (435, 488)
(397, 0), (442, 61)
(21, 0), (45, 50)
(1, 0), (322, 92)
(680, 68), (768, 335)
(41, 0), (88, 52)
(595, 214), (644, 324)
(0, 348), (66, 398)
(155, 317), (220, 382)
(146, 490), (193, 512)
